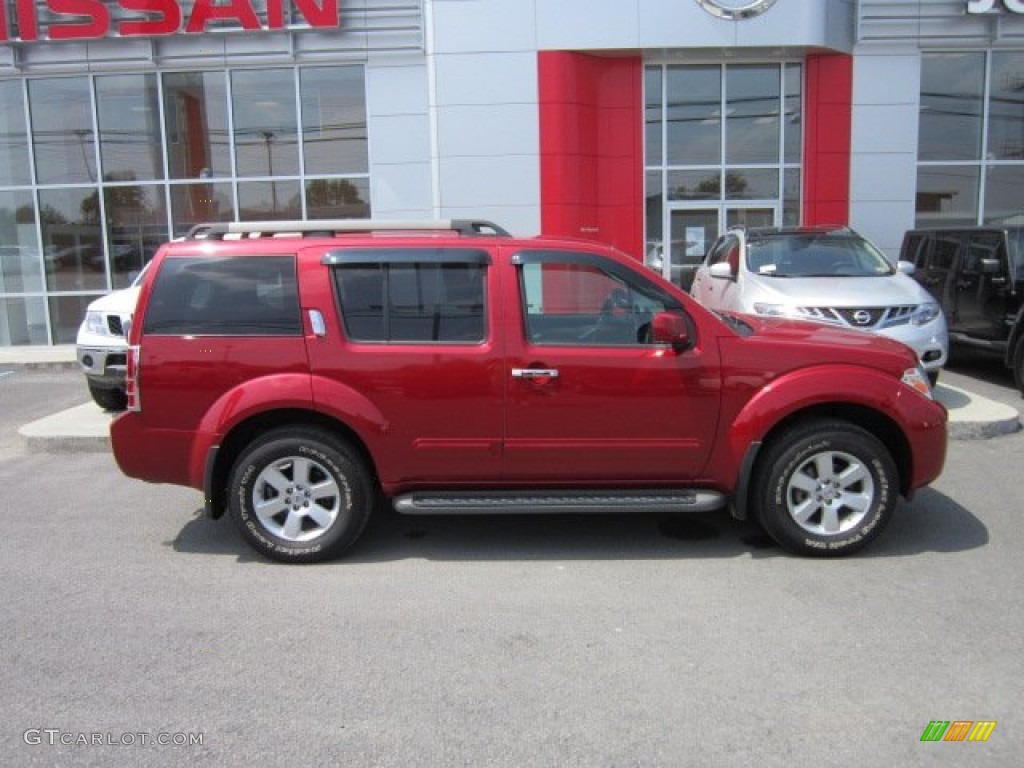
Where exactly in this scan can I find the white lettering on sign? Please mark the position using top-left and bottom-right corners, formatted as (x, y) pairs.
(968, 0), (1024, 14)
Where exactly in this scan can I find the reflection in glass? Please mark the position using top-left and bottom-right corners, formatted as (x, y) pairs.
(169, 183), (235, 237)
(0, 191), (43, 293)
(96, 74), (163, 182)
(984, 166), (1024, 224)
(232, 70), (299, 178)
(666, 66), (721, 166)
(104, 185), (167, 288)
(0, 297), (48, 346)
(783, 169), (801, 226)
(724, 168), (778, 200)
(726, 66), (780, 165)
(645, 171), (663, 261)
(238, 180), (301, 220)
(305, 178), (370, 219)
(164, 72), (231, 179)
(0, 81), (31, 187)
(301, 67), (368, 175)
(39, 188), (105, 292)
(784, 64), (802, 165)
(988, 52), (1024, 160)
(644, 66), (663, 167)
(29, 78), (96, 184)
(915, 166), (980, 227)
(667, 169), (720, 200)
(919, 53), (984, 162)
(49, 294), (97, 344)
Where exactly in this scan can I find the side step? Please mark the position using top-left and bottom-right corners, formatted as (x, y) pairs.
(393, 489), (726, 515)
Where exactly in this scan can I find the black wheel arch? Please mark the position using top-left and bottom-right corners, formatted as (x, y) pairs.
(204, 409), (378, 520)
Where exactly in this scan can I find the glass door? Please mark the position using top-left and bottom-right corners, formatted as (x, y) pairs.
(726, 206), (777, 229)
(665, 207), (719, 291)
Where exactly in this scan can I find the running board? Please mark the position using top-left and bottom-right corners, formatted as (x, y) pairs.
(393, 490), (726, 515)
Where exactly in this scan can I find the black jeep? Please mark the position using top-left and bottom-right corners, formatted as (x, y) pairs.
(901, 226), (1024, 395)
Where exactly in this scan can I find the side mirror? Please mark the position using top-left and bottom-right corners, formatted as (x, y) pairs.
(896, 260), (916, 276)
(709, 261), (734, 280)
(651, 312), (690, 351)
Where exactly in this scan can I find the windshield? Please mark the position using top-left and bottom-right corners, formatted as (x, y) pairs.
(746, 232), (895, 278)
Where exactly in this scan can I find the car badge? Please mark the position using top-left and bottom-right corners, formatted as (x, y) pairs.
(852, 310), (872, 326)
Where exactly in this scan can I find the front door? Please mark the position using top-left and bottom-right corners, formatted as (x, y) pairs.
(666, 208), (719, 291)
(502, 248), (722, 484)
(955, 231), (1013, 340)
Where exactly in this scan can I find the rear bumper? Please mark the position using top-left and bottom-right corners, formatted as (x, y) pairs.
(110, 412), (198, 489)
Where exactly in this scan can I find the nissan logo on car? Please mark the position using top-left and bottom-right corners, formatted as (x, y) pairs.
(853, 310), (872, 326)
(695, 0), (778, 20)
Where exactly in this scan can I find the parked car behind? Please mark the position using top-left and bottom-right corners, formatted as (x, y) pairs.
(901, 226), (1024, 395)
(691, 227), (948, 384)
(75, 263), (149, 411)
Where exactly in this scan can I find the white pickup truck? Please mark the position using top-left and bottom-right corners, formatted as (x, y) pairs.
(75, 266), (147, 411)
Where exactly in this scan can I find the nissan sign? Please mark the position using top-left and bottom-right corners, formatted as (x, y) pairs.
(0, 0), (340, 42)
(695, 0), (778, 20)
(968, 0), (1024, 12)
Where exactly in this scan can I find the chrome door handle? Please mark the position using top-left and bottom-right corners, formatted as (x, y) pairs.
(512, 368), (559, 379)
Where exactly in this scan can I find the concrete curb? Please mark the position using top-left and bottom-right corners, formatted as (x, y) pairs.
(936, 384), (1022, 440)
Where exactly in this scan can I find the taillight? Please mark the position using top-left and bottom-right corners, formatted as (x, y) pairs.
(126, 345), (141, 412)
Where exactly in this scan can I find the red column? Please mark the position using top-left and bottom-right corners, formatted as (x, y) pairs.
(538, 51), (644, 261)
(803, 53), (853, 227)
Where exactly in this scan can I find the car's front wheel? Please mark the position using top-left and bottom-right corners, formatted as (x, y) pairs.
(752, 420), (898, 556)
(228, 428), (373, 563)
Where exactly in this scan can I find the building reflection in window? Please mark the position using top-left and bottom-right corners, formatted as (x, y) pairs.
(164, 72), (231, 180)
(104, 185), (167, 288)
(232, 70), (299, 178)
(29, 78), (96, 185)
(38, 188), (105, 292)
(96, 74), (163, 182)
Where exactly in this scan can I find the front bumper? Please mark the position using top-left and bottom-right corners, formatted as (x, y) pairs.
(77, 345), (128, 387)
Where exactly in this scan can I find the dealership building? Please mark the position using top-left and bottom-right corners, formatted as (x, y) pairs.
(1, 0), (1023, 346)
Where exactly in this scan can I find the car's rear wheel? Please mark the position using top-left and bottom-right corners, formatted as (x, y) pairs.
(752, 420), (898, 557)
(87, 381), (127, 411)
(228, 428), (373, 563)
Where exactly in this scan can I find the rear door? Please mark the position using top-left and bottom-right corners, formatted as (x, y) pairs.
(501, 247), (722, 484)
(306, 246), (504, 486)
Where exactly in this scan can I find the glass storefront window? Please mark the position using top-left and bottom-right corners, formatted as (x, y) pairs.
(169, 183), (235, 238)
(305, 178), (370, 219)
(238, 180), (302, 220)
(667, 170), (720, 201)
(0, 297), (48, 346)
(164, 72), (231, 180)
(48, 294), (94, 344)
(300, 67), (368, 175)
(988, 52), (1024, 161)
(29, 78), (96, 185)
(724, 168), (779, 200)
(0, 191), (43, 293)
(644, 67), (663, 167)
(918, 53), (984, 162)
(666, 66), (721, 166)
(783, 169), (801, 226)
(915, 166), (980, 227)
(0, 81), (31, 187)
(38, 188), (105, 293)
(984, 166), (1024, 225)
(96, 74), (163, 182)
(784, 65), (802, 165)
(104, 185), (167, 288)
(232, 70), (300, 178)
(726, 66), (781, 165)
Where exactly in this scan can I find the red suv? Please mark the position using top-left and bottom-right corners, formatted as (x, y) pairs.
(110, 220), (947, 562)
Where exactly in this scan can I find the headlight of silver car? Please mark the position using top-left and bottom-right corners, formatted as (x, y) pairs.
(911, 302), (940, 326)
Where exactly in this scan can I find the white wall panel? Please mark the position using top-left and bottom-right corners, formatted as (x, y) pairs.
(432, 0), (537, 53)
(436, 104), (538, 158)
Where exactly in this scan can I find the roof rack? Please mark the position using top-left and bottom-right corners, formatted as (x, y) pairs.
(184, 218), (510, 241)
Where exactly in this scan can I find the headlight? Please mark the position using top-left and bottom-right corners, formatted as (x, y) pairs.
(85, 311), (108, 336)
(912, 302), (940, 326)
(753, 303), (789, 317)
(901, 365), (933, 399)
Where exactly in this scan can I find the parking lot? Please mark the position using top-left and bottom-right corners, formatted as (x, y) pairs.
(1, 360), (1021, 767)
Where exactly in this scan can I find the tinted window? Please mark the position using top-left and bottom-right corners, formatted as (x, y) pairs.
(144, 256), (301, 335)
(930, 236), (960, 271)
(964, 233), (1004, 275)
(334, 262), (485, 343)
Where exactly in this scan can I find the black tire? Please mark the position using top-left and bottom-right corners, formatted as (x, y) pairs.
(228, 428), (373, 563)
(752, 420), (898, 557)
(88, 381), (127, 411)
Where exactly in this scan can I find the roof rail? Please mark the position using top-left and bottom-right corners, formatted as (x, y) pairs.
(184, 218), (510, 240)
